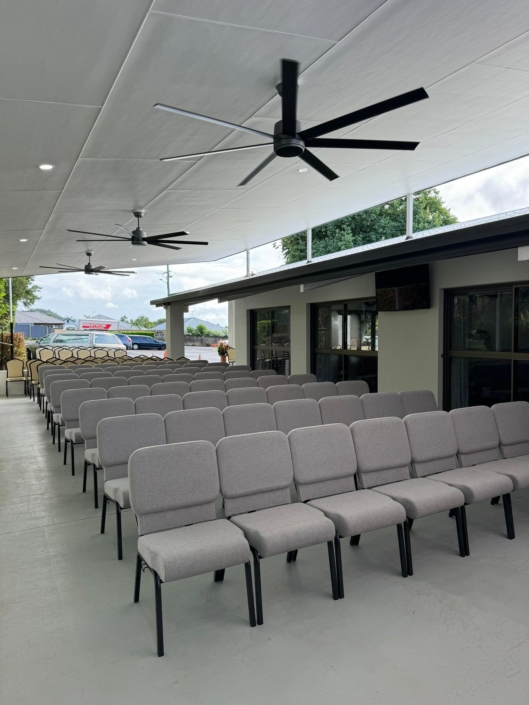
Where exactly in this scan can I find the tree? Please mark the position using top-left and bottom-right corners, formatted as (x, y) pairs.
(277, 189), (457, 265)
(129, 315), (154, 330)
(0, 276), (41, 331)
(194, 323), (208, 336)
(29, 307), (64, 320)
(119, 315), (130, 323)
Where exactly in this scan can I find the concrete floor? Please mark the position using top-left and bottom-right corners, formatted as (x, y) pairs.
(1, 392), (528, 705)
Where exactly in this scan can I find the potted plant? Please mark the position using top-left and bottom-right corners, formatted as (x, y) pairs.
(217, 342), (230, 363)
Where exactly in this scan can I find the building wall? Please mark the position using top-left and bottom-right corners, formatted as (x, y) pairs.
(230, 247), (529, 406)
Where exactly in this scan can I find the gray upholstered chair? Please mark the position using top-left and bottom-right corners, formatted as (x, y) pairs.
(43, 371), (76, 427)
(251, 370), (277, 380)
(223, 403), (277, 436)
(288, 373), (317, 386)
(319, 395), (364, 426)
(190, 379), (225, 393)
(361, 392), (404, 420)
(336, 380), (370, 397)
(163, 373), (193, 384)
(228, 365), (252, 372)
(50, 378), (90, 450)
(274, 398), (322, 435)
(266, 383), (304, 405)
(135, 394), (183, 417)
(61, 387), (107, 475)
(79, 397), (135, 508)
(492, 401), (529, 492)
(217, 431), (338, 624)
(129, 441), (255, 656)
(289, 423), (409, 595)
(183, 390), (228, 412)
(98, 413), (166, 560)
(189, 359), (209, 367)
(90, 377), (129, 391)
(225, 377), (258, 391)
(79, 371), (113, 383)
(224, 370), (252, 380)
(129, 375), (163, 388)
(226, 387), (267, 406)
(108, 384), (151, 402)
(99, 363), (118, 370)
(115, 369), (145, 381)
(181, 366), (201, 376)
(302, 382), (338, 402)
(194, 371), (224, 381)
(208, 362), (229, 369)
(151, 381), (190, 397)
(399, 390), (438, 416)
(165, 407), (225, 446)
(257, 374), (288, 389)
(132, 365), (149, 371)
(351, 417), (468, 572)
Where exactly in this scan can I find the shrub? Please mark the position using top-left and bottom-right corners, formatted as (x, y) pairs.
(0, 332), (26, 370)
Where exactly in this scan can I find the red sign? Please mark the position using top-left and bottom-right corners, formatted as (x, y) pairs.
(80, 322), (112, 330)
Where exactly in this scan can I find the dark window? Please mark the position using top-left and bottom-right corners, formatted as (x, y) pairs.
(250, 307), (290, 376)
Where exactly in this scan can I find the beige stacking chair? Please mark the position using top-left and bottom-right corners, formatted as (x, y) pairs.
(5, 358), (25, 397)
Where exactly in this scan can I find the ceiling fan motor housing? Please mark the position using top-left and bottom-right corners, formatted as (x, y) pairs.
(274, 120), (304, 158)
(131, 227), (148, 245)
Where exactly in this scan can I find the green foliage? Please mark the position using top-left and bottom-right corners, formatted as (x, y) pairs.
(29, 307), (64, 320)
(185, 323), (228, 337)
(127, 315), (166, 330)
(121, 330), (156, 338)
(0, 277), (41, 331)
(0, 332), (26, 370)
(277, 189), (458, 265)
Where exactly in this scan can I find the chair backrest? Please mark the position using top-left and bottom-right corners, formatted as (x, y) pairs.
(449, 406), (501, 466)
(350, 417), (411, 489)
(50, 379), (89, 413)
(257, 374), (288, 389)
(108, 384), (151, 401)
(163, 373), (193, 384)
(111, 369), (141, 381)
(6, 359), (24, 377)
(44, 372), (78, 400)
(41, 367), (74, 387)
(229, 365), (251, 372)
(336, 380), (370, 397)
(217, 431), (293, 516)
(251, 370), (277, 380)
(79, 371), (113, 382)
(289, 423), (357, 501)
(288, 373), (317, 386)
(114, 350), (127, 358)
(76, 348), (91, 359)
(99, 363), (118, 370)
(61, 388), (107, 429)
(224, 370), (252, 380)
(183, 390), (228, 411)
(361, 392), (404, 420)
(98, 413), (166, 482)
(224, 377), (258, 391)
(57, 348), (72, 360)
(227, 348), (236, 362)
(302, 382), (337, 402)
(29, 359), (43, 381)
(129, 441), (219, 535)
(151, 381), (190, 397)
(93, 349), (107, 359)
(492, 401), (529, 458)
(404, 411), (459, 478)
(266, 383), (304, 404)
(80, 397), (135, 449)
(165, 407), (225, 445)
(273, 398), (322, 435)
(208, 362), (229, 369)
(190, 360), (209, 367)
(131, 366), (147, 372)
(38, 348), (55, 361)
(194, 371), (224, 381)
(399, 390), (438, 416)
(129, 375), (163, 388)
(135, 394), (183, 416)
(226, 387), (268, 406)
(90, 377), (129, 391)
(181, 366), (201, 375)
(319, 395), (364, 426)
(223, 403), (277, 436)
(190, 379), (225, 392)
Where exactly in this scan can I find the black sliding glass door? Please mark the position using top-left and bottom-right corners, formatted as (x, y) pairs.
(250, 307), (291, 376)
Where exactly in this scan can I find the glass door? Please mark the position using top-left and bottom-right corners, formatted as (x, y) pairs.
(250, 307), (291, 376)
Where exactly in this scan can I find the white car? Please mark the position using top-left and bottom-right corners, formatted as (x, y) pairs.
(27, 330), (126, 353)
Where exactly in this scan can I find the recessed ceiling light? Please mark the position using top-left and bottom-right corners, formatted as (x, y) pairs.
(298, 167), (308, 173)
(132, 258), (137, 261)
(12, 267), (18, 270)
(19, 238), (28, 242)
(38, 164), (55, 171)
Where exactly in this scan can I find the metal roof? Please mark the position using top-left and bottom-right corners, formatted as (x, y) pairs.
(16, 310), (64, 325)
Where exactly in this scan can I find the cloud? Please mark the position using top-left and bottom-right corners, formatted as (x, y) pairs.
(105, 302), (118, 309)
(122, 287), (137, 299)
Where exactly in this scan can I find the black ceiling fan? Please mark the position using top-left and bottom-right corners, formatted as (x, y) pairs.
(39, 251), (136, 277)
(155, 59), (428, 186)
(68, 210), (208, 252)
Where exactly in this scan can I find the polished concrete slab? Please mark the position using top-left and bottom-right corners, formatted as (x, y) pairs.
(1, 393), (528, 705)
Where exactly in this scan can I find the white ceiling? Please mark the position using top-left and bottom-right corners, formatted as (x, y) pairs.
(2, 0), (529, 278)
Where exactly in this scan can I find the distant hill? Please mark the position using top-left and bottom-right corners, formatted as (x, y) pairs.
(29, 308), (65, 320)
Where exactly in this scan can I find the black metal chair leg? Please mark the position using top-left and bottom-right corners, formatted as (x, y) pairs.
(407, 518), (414, 530)
(214, 569), (225, 582)
(244, 562), (256, 628)
(327, 541), (339, 601)
(286, 551), (293, 563)
(251, 548), (263, 625)
(100, 495), (107, 534)
(290, 549), (298, 562)
(116, 503), (123, 560)
(460, 505), (470, 556)
(448, 508), (455, 518)
(154, 572), (164, 657)
(396, 524), (408, 578)
(63, 438), (68, 465)
(502, 493), (515, 540)
(334, 534), (344, 599)
(82, 461), (88, 493)
(454, 507), (466, 557)
(350, 535), (361, 546)
(71, 442), (75, 476)
(404, 520), (413, 576)
(57, 425), (61, 452)
(93, 466), (99, 509)
(490, 496), (501, 505)
(134, 554), (142, 603)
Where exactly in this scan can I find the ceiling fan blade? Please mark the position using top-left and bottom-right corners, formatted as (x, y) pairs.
(151, 242), (182, 251)
(69, 230), (130, 241)
(115, 225), (134, 238)
(105, 270), (137, 274)
(39, 266), (83, 272)
(144, 231), (189, 242)
(97, 271), (131, 276)
(67, 229), (118, 237)
(306, 138), (420, 151)
(92, 265), (106, 271)
(76, 239), (124, 243)
(154, 103), (273, 139)
(238, 152), (276, 186)
(150, 239), (208, 246)
(54, 262), (83, 270)
(299, 150), (339, 181)
(299, 88), (429, 141)
(161, 143), (271, 162)
(281, 59), (299, 135)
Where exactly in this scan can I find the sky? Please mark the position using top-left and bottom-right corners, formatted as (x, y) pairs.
(32, 155), (529, 327)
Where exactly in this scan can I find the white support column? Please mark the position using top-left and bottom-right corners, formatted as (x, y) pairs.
(406, 193), (414, 238)
(306, 227), (312, 262)
(165, 303), (188, 359)
(245, 249), (250, 277)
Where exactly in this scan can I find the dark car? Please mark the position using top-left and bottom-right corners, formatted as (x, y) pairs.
(128, 335), (166, 350)
(115, 334), (132, 350)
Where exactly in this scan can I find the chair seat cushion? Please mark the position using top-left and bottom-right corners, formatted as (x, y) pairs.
(138, 519), (251, 583)
(84, 448), (100, 467)
(104, 477), (130, 509)
(7, 376), (25, 382)
(53, 413), (64, 426)
(64, 427), (84, 443)
(309, 490), (406, 537)
(373, 478), (464, 519)
(230, 502), (335, 558)
(428, 467), (513, 503)
(474, 456), (529, 490)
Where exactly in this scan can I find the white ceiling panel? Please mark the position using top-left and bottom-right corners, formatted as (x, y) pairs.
(477, 30), (529, 73)
(0, 191), (61, 231)
(0, 231), (42, 255)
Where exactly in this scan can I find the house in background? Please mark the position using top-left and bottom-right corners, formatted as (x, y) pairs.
(15, 311), (65, 339)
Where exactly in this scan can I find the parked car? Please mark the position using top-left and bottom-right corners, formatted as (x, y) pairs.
(128, 335), (166, 351)
(26, 330), (126, 354)
(114, 333), (132, 350)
